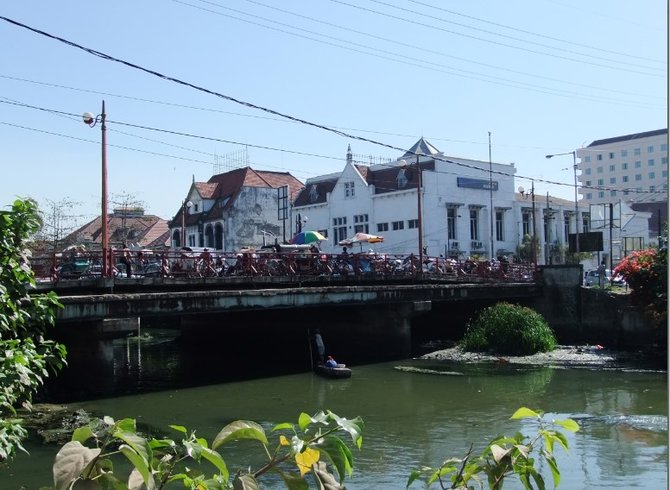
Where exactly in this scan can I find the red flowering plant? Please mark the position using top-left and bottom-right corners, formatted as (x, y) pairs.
(614, 247), (667, 327)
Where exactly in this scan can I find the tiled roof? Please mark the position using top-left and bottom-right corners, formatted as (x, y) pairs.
(587, 129), (668, 147)
(65, 212), (170, 248)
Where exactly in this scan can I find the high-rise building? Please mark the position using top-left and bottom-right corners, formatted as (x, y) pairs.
(576, 129), (668, 205)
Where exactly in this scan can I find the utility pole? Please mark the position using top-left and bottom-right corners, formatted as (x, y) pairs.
(488, 131), (494, 260)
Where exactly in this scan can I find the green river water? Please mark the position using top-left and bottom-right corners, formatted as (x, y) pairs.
(2, 329), (667, 489)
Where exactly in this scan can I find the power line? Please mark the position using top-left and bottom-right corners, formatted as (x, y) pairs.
(326, 0), (665, 75)
(406, 0), (666, 64)
(173, 0), (663, 108)
(238, 0), (663, 101)
(0, 24), (662, 197)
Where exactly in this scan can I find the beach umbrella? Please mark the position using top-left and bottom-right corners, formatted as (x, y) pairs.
(290, 230), (327, 245)
(338, 232), (384, 251)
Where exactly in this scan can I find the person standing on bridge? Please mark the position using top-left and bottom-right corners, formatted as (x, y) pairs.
(121, 244), (132, 278)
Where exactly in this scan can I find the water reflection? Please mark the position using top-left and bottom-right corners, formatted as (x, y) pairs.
(9, 329), (668, 490)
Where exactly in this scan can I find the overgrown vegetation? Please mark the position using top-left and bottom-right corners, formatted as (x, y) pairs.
(0, 198), (66, 462)
(460, 302), (557, 355)
(614, 246), (668, 328)
(407, 407), (579, 489)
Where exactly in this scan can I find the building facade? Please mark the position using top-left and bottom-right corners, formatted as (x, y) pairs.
(576, 129), (668, 206)
(169, 167), (304, 251)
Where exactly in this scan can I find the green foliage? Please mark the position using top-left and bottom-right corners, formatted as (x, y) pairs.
(614, 247), (668, 327)
(460, 302), (557, 355)
(407, 407), (579, 490)
(42, 410), (364, 489)
(0, 198), (66, 462)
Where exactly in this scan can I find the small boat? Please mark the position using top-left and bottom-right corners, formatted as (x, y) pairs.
(315, 362), (352, 379)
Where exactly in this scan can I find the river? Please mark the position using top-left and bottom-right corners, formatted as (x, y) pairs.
(3, 328), (668, 489)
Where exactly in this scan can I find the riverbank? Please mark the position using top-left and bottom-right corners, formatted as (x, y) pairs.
(420, 344), (667, 370)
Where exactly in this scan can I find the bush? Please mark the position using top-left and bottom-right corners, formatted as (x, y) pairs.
(460, 302), (557, 355)
(614, 247), (667, 327)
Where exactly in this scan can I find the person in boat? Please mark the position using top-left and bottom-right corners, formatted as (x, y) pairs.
(325, 356), (338, 368)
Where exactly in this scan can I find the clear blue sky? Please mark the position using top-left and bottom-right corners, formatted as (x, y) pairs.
(1, 0), (667, 224)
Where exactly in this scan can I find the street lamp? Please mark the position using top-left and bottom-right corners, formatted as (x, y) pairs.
(546, 151), (579, 257)
(83, 101), (108, 277)
(181, 200), (193, 247)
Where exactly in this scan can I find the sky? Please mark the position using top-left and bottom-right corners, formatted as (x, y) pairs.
(1, 0), (667, 227)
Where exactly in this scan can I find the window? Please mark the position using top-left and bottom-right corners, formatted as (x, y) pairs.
(344, 181), (355, 198)
(609, 152), (615, 159)
(650, 185), (655, 191)
(584, 156), (591, 163)
(649, 172), (655, 179)
(635, 161), (641, 168)
(194, 203), (199, 212)
(407, 219), (419, 229)
(622, 162), (628, 169)
(635, 174), (642, 181)
(661, 143), (668, 151)
(585, 168), (592, 175)
(447, 208), (457, 240)
(663, 170), (668, 178)
(586, 192), (592, 200)
(392, 220), (404, 231)
(597, 166), (603, 173)
(495, 210), (504, 241)
(648, 159), (655, 166)
(624, 189), (629, 195)
(354, 214), (369, 233)
(332, 217), (347, 244)
(585, 180), (592, 186)
(377, 222), (389, 232)
(563, 215), (570, 241)
(621, 149), (628, 157)
(610, 190), (617, 197)
(623, 175), (629, 182)
(609, 164), (616, 171)
(634, 148), (641, 156)
(522, 211), (531, 237)
(647, 145), (654, 153)
(597, 178), (604, 186)
(662, 157), (668, 165)
(596, 154), (603, 161)
(469, 209), (479, 240)
(609, 177), (616, 184)
(582, 215), (589, 233)
(598, 191), (604, 198)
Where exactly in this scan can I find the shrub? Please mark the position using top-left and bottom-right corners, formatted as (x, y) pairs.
(460, 302), (557, 355)
(614, 247), (667, 327)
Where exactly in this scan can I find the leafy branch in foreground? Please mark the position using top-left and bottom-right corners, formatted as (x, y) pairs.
(407, 407), (579, 490)
(43, 410), (363, 490)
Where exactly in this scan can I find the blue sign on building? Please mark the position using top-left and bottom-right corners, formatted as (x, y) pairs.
(457, 177), (498, 191)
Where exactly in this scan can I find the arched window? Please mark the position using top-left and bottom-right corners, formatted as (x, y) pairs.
(172, 229), (181, 248)
(205, 224), (214, 248)
(215, 222), (224, 250)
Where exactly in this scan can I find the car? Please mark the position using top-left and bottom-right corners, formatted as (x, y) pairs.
(585, 269), (625, 287)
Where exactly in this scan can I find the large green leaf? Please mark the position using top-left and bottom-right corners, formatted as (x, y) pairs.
(326, 412), (363, 449)
(119, 444), (155, 490)
(71, 426), (94, 444)
(199, 446), (229, 481)
(554, 418), (579, 433)
(314, 435), (353, 481)
(114, 430), (150, 465)
(212, 421), (267, 450)
(510, 407), (540, 420)
(52, 441), (101, 490)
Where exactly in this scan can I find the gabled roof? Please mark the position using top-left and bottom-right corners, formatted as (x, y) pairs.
(402, 137), (441, 157)
(173, 167), (304, 223)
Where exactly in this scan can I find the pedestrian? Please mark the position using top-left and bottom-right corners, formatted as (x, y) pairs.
(121, 243), (132, 277)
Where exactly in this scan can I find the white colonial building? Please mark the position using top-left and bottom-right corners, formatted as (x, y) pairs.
(293, 138), (650, 269)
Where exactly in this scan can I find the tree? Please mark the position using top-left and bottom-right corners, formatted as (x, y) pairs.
(33, 197), (82, 254)
(0, 198), (67, 462)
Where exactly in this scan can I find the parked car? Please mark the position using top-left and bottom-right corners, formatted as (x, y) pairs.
(585, 269), (625, 287)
